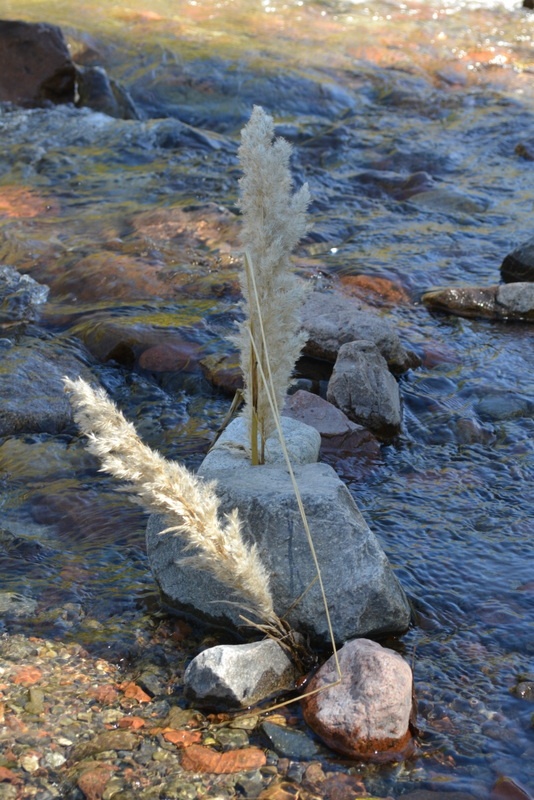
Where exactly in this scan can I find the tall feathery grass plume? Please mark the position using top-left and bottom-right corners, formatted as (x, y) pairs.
(63, 376), (278, 627)
(234, 105), (311, 464)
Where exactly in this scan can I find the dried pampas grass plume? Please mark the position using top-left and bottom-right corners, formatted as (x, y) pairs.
(63, 376), (276, 625)
(234, 105), (310, 464)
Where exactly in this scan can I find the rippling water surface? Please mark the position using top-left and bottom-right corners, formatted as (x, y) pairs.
(0, 0), (533, 796)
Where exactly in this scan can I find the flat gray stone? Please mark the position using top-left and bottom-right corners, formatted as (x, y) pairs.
(202, 415), (321, 472)
(327, 341), (402, 438)
(496, 282), (534, 319)
(146, 457), (411, 646)
(301, 290), (417, 373)
(183, 639), (298, 708)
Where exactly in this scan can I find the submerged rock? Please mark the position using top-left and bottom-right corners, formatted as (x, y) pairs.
(146, 418), (410, 646)
(0, 338), (96, 437)
(0, 20), (75, 107)
(422, 283), (534, 322)
(301, 638), (414, 762)
(301, 290), (417, 373)
(501, 236), (534, 283)
(75, 65), (141, 120)
(0, 265), (49, 325)
(183, 640), (298, 709)
(326, 341), (402, 439)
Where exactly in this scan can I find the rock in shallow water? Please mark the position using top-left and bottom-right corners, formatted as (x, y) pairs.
(326, 340), (402, 438)
(183, 640), (298, 708)
(501, 236), (534, 283)
(301, 638), (414, 762)
(421, 282), (534, 322)
(301, 290), (417, 373)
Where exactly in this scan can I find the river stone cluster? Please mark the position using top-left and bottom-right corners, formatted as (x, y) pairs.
(146, 415), (411, 648)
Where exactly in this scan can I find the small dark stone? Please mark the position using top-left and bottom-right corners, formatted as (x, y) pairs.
(501, 237), (534, 283)
(513, 681), (534, 701)
(261, 722), (321, 760)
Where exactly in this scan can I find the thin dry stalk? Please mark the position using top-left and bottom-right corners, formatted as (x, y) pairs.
(245, 257), (342, 682)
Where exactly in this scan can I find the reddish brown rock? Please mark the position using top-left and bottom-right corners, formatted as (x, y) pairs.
(490, 776), (533, 800)
(339, 274), (410, 308)
(0, 21), (75, 107)
(302, 638), (414, 762)
(138, 341), (201, 372)
(51, 252), (174, 303)
(0, 186), (59, 219)
(180, 744), (266, 773)
(283, 389), (380, 459)
(200, 352), (243, 395)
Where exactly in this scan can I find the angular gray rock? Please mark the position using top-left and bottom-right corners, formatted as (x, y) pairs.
(301, 638), (414, 761)
(183, 639), (298, 708)
(326, 341), (402, 438)
(301, 290), (417, 373)
(146, 417), (411, 646)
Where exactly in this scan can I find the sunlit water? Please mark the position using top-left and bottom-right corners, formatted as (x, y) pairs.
(0, 0), (533, 796)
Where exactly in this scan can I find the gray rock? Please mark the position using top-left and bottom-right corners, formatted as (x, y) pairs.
(75, 65), (141, 120)
(301, 290), (417, 374)
(0, 338), (95, 436)
(261, 721), (321, 759)
(146, 456), (411, 646)
(0, 265), (49, 324)
(301, 638), (414, 761)
(326, 341), (402, 438)
(496, 282), (534, 319)
(501, 236), (534, 283)
(183, 640), (298, 708)
(202, 415), (321, 472)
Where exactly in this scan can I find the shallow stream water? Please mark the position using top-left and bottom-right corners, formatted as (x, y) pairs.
(0, 0), (533, 797)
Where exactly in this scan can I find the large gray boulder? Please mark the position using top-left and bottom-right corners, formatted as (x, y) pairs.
(146, 418), (410, 646)
(301, 290), (417, 374)
(326, 341), (402, 438)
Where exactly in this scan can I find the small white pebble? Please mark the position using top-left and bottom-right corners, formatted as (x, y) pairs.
(20, 753), (40, 773)
(43, 752), (67, 768)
